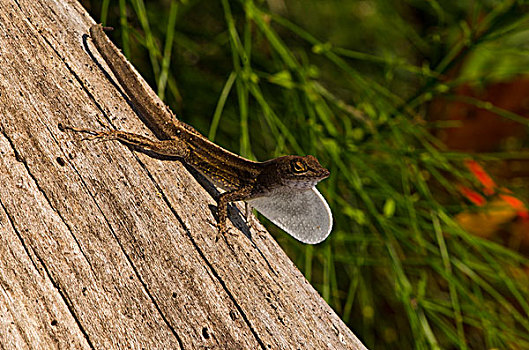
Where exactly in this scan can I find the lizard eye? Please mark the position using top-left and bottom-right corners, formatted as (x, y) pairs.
(291, 160), (307, 173)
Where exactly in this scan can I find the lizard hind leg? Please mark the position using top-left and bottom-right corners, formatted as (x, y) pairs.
(66, 124), (188, 159)
(102, 131), (189, 158)
(62, 125), (115, 141)
(83, 130), (121, 143)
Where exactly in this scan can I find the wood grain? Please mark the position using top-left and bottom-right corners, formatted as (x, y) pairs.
(0, 1), (366, 348)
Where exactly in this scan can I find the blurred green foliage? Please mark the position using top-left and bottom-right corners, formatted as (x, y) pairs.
(82, 0), (529, 348)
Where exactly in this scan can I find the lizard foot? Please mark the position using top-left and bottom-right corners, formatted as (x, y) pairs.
(216, 222), (229, 237)
(78, 129), (118, 142)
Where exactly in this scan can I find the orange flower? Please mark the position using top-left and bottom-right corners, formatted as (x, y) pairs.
(458, 185), (486, 206)
(464, 159), (496, 195)
(499, 193), (529, 220)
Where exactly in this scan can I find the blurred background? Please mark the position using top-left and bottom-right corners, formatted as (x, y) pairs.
(81, 1), (529, 348)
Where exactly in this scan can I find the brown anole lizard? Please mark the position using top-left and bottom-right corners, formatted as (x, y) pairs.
(67, 24), (332, 244)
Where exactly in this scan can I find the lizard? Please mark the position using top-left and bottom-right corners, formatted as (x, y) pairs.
(65, 24), (333, 244)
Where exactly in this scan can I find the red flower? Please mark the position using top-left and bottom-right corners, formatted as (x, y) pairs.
(464, 159), (496, 195)
(499, 193), (529, 220)
(458, 185), (486, 206)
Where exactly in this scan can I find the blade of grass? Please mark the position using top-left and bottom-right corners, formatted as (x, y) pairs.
(130, 0), (161, 80)
(431, 211), (467, 349)
(100, 0), (110, 25)
(157, 0), (178, 101)
(118, 0), (131, 58)
(208, 71), (237, 141)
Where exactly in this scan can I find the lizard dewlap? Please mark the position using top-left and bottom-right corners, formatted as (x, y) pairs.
(248, 187), (332, 244)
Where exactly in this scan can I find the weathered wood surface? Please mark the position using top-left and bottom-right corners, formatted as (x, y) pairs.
(0, 1), (366, 349)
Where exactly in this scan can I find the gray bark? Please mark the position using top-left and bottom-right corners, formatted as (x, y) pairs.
(0, 0), (366, 349)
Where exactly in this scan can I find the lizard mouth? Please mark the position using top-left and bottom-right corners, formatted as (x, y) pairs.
(286, 167), (330, 189)
(286, 178), (325, 189)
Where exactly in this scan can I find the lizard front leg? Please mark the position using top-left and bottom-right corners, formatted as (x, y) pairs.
(217, 185), (254, 236)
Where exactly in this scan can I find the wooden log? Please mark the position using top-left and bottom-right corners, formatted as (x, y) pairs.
(0, 0), (366, 348)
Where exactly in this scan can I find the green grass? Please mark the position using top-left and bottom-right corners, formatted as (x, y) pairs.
(86, 0), (529, 348)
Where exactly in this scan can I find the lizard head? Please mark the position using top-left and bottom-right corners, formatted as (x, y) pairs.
(274, 155), (330, 189)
